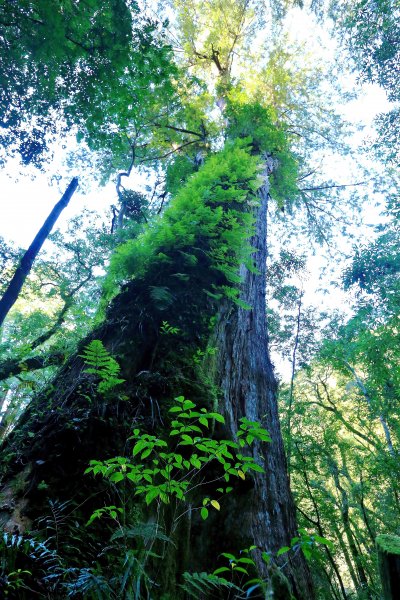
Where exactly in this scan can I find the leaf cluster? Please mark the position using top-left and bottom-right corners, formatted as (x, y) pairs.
(80, 340), (125, 394)
(85, 394), (270, 511)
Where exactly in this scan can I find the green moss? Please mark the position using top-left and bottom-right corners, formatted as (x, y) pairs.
(225, 100), (298, 207)
(376, 534), (400, 555)
(270, 567), (296, 600)
(101, 139), (262, 312)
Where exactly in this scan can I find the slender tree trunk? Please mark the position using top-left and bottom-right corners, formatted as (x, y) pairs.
(0, 177), (78, 328)
(331, 462), (371, 598)
(287, 289), (303, 475)
(296, 444), (349, 600)
(209, 163), (314, 598)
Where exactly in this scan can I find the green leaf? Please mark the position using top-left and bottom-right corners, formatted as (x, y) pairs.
(180, 434), (194, 444)
(233, 566), (248, 574)
(247, 462), (264, 473)
(109, 472), (124, 483)
(213, 567), (230, 575)
(221, 553), (236, 561)
(145, 488), (160, 505)
(314, 535), (334, 549)
(183, 400), (196, 410)
(191, 456), (202, 469)
(208, 412), (225, 423)
(201, 507), (209, 520)
(141, 447), (153, 459)
(132, 440), (147, 457)
(277, 546), (290, 556)
(237, 557), (255, 565)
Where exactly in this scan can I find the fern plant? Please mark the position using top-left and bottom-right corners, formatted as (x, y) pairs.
(0, 532), (61, 597)
(180, 571), (242, 598)
(80, 340), (125, 393)
(64, 567), (116, 599)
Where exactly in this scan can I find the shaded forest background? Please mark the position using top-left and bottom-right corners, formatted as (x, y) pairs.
(0, 0), (399, 598)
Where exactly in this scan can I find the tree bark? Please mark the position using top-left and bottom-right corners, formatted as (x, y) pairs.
(209, 163), (314, 598)
(0, 177), (78, 328)
(377, 534), (400, 600)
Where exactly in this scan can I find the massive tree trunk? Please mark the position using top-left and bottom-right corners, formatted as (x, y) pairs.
(0, 158), (313, 598)
(207, 162), (314, 598)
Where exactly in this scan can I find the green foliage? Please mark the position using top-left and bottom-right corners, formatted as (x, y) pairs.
(103, 140), (263, 309)
(225, 100), (298, 206)
(376, 534), (400, 556)
(343, 0), (399, 101)
(174, 0), (265, 77)
(180, 571), (242, 597)
(343, 223), (400, 304)
(65, 568), (115, 599)
(341, 0), (400, 162)
(165, 155), (198, 196)
(85, 394), (270, 509)
(0, 532), (60, 597)
(118, 190), (150, 225)
(0, 1), (179, 171)
(80, 340), (125, 393)
(208, 534), (333, 597)
(160, 321), (180, 335)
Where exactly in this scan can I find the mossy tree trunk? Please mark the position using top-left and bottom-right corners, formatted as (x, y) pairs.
(0, 153), (313, 599)
(377, 534), (400, 600)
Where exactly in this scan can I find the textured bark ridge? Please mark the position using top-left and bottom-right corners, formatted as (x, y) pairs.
(210, 164), (314, 598)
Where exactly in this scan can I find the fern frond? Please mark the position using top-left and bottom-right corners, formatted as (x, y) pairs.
(80, 340), (124, 392)
(149, 285), (174, 307)
(110, 522), (173, 545)
(66, 568), (115, 599)
(80, 340), (112, 370)
(180, 571), (242, 598)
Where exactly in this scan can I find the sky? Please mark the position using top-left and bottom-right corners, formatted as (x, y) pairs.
(0, 162), (115, 248)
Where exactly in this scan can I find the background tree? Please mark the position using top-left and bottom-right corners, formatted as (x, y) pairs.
(338, 0), (400, 162)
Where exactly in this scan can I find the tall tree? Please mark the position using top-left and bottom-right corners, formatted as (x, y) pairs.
(0, 1), (365, 598)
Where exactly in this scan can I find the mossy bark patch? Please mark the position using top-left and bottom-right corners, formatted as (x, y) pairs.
(377, 534), (400, 555)
(377, 534), (400, 599)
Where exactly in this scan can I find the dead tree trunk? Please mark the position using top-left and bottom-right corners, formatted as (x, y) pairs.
(0, 177), (78, 328)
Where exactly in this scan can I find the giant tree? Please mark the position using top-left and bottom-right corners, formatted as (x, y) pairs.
(0, 1), (363, 598)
